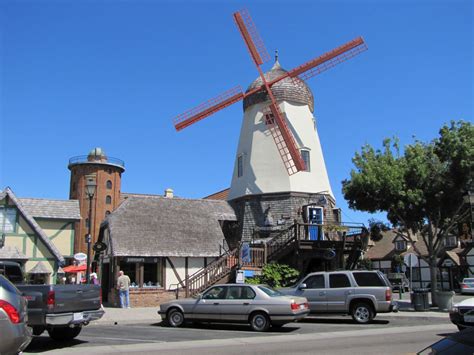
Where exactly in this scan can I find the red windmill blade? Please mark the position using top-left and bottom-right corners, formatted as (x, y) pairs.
(174, 86), (244, 131)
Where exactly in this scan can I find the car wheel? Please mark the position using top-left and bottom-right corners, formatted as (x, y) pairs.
(351, 302), (374, 324)
(167, 308), (185, 327)
(249, 312), (270, 332)
(457, 325), (466, 331)
(47, 326), (82, 341)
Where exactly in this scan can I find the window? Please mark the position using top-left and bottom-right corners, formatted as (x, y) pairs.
(304, 275), (325, 289)
(226, 286), (256, 300)
(444, 236), (457, 247)
(203, 286), (227, 299)
(258, 286), (284, 297)
(394, 240), (407, 251)
(143, 262), (162, 287)
(353, 272), (385, 287)
(301, 150), (310, 172)
(0, 207), (17, 233)
(118, 263), (136, 286)
(106, 180), (112, 189)
(329, 274), (351, 288)
(106, 195), (112, 205)
(237, 155), (243, 177)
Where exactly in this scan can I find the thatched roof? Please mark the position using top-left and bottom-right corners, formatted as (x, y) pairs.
(104, 195), (237, 257)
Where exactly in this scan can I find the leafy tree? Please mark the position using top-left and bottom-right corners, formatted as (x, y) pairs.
(245, 263), (300, 288)
(368, 218), (390, 242)
(342, 121), (473, 303)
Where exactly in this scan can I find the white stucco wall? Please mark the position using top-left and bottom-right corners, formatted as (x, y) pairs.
(165, 257), (215, 290)
(228, 100), (333, 200)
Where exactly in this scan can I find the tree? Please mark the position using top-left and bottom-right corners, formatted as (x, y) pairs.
(245, 263), (300, 288)
(368, 218), (390, 242)
(342, 121), (473, 303)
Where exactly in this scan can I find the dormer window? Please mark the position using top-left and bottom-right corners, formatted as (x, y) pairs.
(395, 240), (407, 251)
(444, 236), (458, 247)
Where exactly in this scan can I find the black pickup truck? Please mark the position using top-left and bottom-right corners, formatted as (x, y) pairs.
(0, 261), (104, 340)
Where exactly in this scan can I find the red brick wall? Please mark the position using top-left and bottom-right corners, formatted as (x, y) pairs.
(107, 289), (185, 308)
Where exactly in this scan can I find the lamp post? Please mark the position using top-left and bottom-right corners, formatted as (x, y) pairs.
(84, 174), (97, 283)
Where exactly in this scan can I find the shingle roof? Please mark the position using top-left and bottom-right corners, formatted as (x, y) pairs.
(0, 246), (28, 260)
(18, 198), (81, 220)
(28, 261), (51, 274)
(105, 196), (237, 257)
(1, 188), (65, 265)
(365, 230), (428, 260)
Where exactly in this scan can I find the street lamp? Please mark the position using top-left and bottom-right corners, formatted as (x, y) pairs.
(85, 174), (97, 283)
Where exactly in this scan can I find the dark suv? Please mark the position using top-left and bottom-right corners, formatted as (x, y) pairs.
(279, 270), (397, 323)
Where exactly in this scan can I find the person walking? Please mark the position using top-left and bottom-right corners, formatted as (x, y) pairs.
(117, 270), (131, 308)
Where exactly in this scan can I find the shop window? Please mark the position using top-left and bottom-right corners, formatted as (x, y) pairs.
(143, 262), (163, 287)
(106, 195), (112, 205)
(0, 207), (17, 233)
(118, 262), (136, 286)
(106, 180), (112, 189)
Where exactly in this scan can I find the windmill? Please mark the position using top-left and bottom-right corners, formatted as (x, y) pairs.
(173, 9), (367, 175)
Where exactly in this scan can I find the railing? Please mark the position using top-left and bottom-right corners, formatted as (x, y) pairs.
(68, 155), (125, 168)
(184, 248), (239, 297)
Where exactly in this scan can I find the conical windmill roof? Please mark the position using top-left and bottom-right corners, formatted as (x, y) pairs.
(243, 60), (314, 112)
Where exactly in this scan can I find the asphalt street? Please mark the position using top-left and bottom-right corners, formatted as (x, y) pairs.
(24, 315), (456, 354)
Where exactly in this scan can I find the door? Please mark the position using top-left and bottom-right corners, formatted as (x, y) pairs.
(325, 273), (354, 312)
(296, 274), (327, 312)
(308, 207), (323, 241)
(192, 285), (227, 321)
(218, 286), (256, 322)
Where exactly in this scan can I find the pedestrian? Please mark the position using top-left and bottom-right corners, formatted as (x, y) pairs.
(90, 272), (99, 285)
(117, 270), (131, 308)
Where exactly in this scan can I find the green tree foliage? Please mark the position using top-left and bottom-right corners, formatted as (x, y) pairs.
(342, 121), (473, 300)
(368, 218), (390, 242)
(245, 263), (300, 288)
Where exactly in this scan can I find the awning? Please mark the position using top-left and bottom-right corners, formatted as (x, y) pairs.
(62, 264), (87, 273)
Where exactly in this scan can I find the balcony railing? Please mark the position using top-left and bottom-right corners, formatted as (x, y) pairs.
(68, 155), (125, 169)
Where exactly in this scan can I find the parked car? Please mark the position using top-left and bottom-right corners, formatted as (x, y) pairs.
(0, 275), (32, 355)
(417, 328), (474, 354)
(0, 261), (104, 341)
(279, 270), (398, 324)
(460, 278), (474, 295)
(449, 297), (474, 331)
(158, 283), (309, 331)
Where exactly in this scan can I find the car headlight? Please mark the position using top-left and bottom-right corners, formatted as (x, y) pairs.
(450, 305), (458, 313)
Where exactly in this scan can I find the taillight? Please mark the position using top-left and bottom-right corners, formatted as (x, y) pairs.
(47, 290), (55, 310)
(462, 284), (468, 289)
(290, 301), (299, 311)
(0, 300), (21, 324)
(385, 289), (392, 301)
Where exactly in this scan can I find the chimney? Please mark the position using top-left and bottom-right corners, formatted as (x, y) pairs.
(164, 188), (174, 198)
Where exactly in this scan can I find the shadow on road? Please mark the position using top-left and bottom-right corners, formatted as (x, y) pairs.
(153, 321), (300, 333)
(300, 317), (390, 325)
(25, 336), (88, 353)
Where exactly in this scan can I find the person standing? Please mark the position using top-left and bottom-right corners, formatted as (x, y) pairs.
(117, 270), (131, 308)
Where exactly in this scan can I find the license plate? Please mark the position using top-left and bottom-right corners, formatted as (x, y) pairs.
(299, 304), (306, 309)
(464, 314), (474, 323)
(73, 312), (84, 321)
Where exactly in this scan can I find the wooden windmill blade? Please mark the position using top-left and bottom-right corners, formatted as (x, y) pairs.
(233, 9), (271, 67)
(264, 103), (307, 175)
(173, 86), (244, 131)
(285, 37), (367, 82)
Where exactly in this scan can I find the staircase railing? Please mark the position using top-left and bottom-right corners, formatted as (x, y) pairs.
(264, 224), (298, 262)
(184, 248), (239, 297)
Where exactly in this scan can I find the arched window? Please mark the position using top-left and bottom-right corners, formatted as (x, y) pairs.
(106, 180), (112, 189)
(106, 195), (112, 205)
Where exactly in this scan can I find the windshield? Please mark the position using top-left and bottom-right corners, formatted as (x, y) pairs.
(258, 285), (284, 297)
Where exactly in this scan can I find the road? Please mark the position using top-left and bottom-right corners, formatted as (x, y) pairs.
(24, 315), (456, 354)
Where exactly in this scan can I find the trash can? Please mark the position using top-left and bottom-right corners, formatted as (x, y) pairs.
(411, 288), (430, 311)
(435, 291), (455, 311)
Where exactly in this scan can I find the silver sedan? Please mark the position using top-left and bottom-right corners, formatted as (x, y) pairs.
(461, 278), (474, 295)
(158, 283), (309, 331)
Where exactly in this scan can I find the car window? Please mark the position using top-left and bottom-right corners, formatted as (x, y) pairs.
(329, 274), (351, 288)
(258, 285), (284, 297)
(226, 286), (256, 300)
(304, 275), (325, 289)
(353, 272), (385, 287)
(463, 278), (474, 283)
(203, 286), (227, 299)
(0, 275), (21, 295)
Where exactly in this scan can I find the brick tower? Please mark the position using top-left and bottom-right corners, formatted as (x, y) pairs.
(68, 148), (125, 254)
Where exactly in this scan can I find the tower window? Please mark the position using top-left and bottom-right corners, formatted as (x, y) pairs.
(106, 195), (112, 205)
(301, 150), (310, 172)
(106, 180), (112, 189)
(237, 155), (243, 177)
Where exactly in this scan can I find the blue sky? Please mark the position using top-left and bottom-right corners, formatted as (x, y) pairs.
(1, 0), (472, 225)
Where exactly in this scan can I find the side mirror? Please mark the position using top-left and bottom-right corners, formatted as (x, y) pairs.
(298, 283), (307, 290)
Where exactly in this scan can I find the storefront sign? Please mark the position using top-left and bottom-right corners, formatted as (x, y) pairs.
(125, 257), (159, 264)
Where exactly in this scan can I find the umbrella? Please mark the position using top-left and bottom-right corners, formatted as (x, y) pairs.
(62, 264), (87, 273)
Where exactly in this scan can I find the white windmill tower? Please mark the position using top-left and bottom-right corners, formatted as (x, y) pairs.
(172, 9), (367, 241)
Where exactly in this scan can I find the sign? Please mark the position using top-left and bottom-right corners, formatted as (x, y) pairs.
(236, 270), (245, 284)
(74, 253), (87, 262)
(404, 253), (418, 267)
(125, 257), (159, 264)
(241, 243), (251, 263)
(93, 242), (107, 253)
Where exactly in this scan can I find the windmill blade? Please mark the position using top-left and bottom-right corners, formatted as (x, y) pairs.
(174, 86), (244, 131)
(263, 104), (306, 175)
(233, 9), (270, 67)
(286, 37), (367, 82)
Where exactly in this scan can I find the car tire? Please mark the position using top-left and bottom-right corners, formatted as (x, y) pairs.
(351, 302), (374, 324)
(167, 308), (185, 328)
(47, 326), (82, 341)
(249, 312), (270, 332)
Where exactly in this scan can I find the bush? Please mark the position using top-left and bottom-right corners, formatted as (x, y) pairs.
(245, 263), (300, 288)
